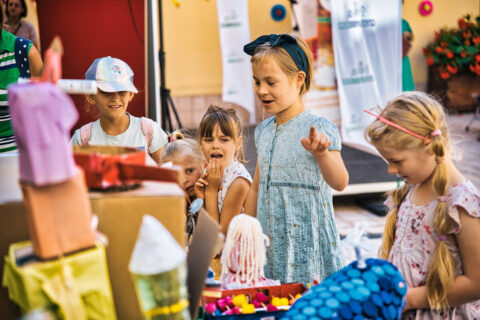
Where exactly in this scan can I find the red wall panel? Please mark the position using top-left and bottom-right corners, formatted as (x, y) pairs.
(37, 0), (146, 131)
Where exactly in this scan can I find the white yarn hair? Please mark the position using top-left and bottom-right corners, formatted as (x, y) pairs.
(220, 214), (269, 285)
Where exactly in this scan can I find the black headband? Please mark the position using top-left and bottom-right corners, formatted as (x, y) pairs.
(243, 34), (308, 73)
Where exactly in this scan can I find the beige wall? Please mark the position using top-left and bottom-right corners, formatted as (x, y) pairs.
(403, 0), (479, 89)
(163, 0), (292, 97)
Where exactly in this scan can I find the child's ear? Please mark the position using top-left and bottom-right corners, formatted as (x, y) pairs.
(296, 71), (306, 88)
(235, 136), (243, 151)
(128, 92), (135, 102)
(85, 94), (96, 105)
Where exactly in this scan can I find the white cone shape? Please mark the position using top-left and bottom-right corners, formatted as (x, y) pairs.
(129, 215), (186, 275)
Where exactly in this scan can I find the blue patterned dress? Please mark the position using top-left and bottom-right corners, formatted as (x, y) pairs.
(255, 111), (344, 284)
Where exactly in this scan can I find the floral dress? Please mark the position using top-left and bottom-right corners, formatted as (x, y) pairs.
(255, 111), (344, 284)
(217, 160), (252, 213)
(387, 180), (480, 319)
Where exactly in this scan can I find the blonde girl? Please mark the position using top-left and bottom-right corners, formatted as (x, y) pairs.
(195, 105), (252, 236)
(365, 92), (480, 318)
(243, 34), (349, 285)
(160, 131), (204, 203)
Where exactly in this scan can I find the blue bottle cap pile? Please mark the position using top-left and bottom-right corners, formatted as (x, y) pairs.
(281, 258), (407, 320)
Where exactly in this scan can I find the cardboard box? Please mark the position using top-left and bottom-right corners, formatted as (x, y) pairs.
(20, 169), (95, 260)
(90, 181), (186, 320)
(0, 181), (186, 320)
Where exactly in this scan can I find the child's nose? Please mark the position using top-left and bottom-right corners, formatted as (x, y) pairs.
(387, 164), (398, 175)
(257, 83), (268, 95)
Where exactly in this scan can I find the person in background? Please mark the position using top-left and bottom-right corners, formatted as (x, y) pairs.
(243, 34), (349, 285)
(402, 18), (415, 91)
(365, 92), (480, 318)
(4, 0), (39, 48)
(70, 56), (168, 163)
(0, 0), (43, 153)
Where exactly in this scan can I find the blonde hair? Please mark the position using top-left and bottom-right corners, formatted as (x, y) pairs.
(198, 105), (246, 163)
(365, 91), (454, 310)
(250, 36), (313, 96)
(160, 130), (204, 165)
(221, 214), (267, 285)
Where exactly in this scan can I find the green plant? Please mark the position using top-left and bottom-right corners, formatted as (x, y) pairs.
(423, 14), (480, 79)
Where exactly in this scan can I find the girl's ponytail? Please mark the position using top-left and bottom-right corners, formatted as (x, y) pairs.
(379, 184), (410, 259)
(426, 134), (455, 310)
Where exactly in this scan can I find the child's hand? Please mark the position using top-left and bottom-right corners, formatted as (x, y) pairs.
(301, 126), (331, 158)
(206, 159), (223, 191)
(194, 172), (208, 200)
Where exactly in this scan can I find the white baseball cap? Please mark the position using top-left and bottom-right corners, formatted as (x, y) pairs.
(85, 56), (138, 93)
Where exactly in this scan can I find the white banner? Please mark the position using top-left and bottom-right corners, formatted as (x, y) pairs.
(331, 0), (402, 151)
(217, 0), (255, 124)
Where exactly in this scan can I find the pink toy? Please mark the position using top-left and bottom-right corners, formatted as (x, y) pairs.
(9, 83), (78, 186)
(216, 299), (227, 311)
(205, 303), (217, 314)
(255, 292), (268, 303)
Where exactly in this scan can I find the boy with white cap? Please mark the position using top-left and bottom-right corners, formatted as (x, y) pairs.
(71, 56), (167, 163)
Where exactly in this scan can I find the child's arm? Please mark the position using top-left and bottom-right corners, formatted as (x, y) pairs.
(150, 146), (164, 164)
(404, 207), (480, 311)
(244, 160), (259, 217)
(28, 45), (44, 77)
(301, 126), (349, 191)
(218, 178), (250, 235)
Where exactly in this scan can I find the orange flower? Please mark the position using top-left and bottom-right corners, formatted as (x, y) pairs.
(435, 46), (444, 54)
(439, 71), (451, 79)
(446, 64), (458, 74)
(465, 40), (471, 46)
(458, 18), (467, 30)
(460, 50), (467, 58)
(446, 51), (454, 59)
(476, 55), (480, 62)
(426, 57), (435, 66)
(473, 36), (480, 45)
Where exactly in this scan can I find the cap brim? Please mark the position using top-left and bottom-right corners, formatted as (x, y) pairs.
(97, 82), (138, 94)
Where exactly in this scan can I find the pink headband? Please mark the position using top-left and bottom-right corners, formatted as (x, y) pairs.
(364, 109), (442, 143)
(169, 136), (177, 143)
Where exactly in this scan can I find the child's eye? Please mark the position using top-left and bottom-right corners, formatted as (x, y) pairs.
(186, 168), (194, 174)
(268, 82), (276, 86)
(203, 138), (213, 142)
(254, 81), (260, 86)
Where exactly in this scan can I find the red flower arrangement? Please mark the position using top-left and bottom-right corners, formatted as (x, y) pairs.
(423, 14), (480, 79)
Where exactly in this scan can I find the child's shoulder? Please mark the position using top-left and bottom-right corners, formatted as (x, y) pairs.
(446, 180), (480, 232)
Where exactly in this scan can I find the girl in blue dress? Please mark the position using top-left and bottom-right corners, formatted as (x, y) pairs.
(244, 34), (349, 284)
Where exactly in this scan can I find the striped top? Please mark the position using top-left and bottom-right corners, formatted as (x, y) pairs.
(0, 30), (32, 153)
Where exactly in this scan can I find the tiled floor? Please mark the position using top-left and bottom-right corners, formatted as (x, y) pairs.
(334, 111), (480, 264)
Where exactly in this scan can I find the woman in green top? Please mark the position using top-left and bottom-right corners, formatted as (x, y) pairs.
(402, 19), (415, 91)
(0, 1), (43, 153)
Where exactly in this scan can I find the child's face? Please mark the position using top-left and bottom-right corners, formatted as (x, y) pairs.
(201, 124), (238, 168)
(88, 90), (134, 120)
(171, 154), (203, 197)
(252, 57), (303, 116)
(377, 146), (436, 186)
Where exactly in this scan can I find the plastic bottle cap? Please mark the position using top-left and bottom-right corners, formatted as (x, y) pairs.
(302, 306), (316, 316)
(363, 300), (378, 317)
(329, 285), (342, 293)
(318, 307), (333, 318)
(326, 298), (340, 309)
(336, 292), (350, 303)
(347, 269), (361, 278)
(371, 293), (383, 307)
(341, 282), (354, 290)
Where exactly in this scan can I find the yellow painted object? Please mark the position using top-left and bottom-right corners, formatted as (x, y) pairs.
(241, 303), (255, 314)
(271, 297), (281, 307)
(232, 294), (247, 307)
(280, 298), (289, 306)
(2, 241), (116, 320)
